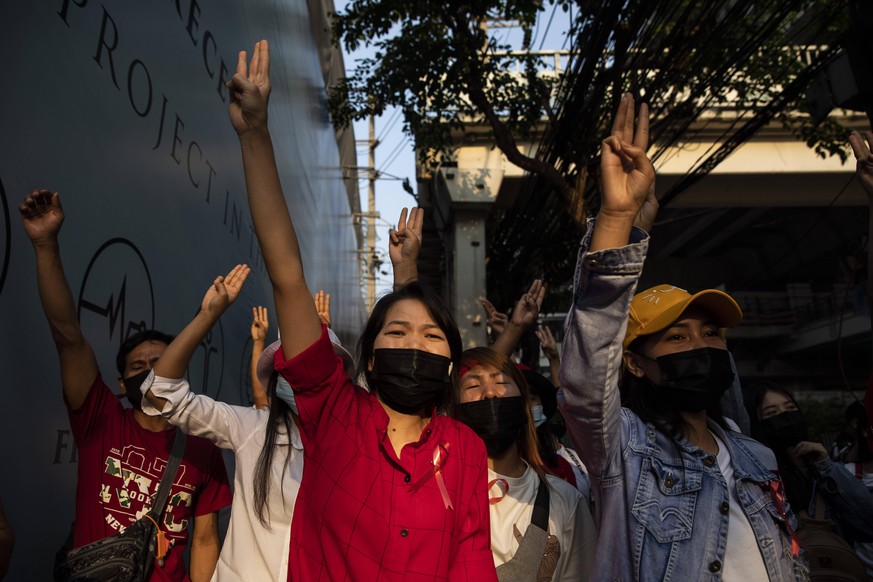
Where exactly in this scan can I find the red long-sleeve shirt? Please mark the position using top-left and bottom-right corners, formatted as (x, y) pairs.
(276, 326), (497, 581)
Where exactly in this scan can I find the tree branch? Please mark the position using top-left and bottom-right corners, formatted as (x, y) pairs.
(447, 13), (579, 210)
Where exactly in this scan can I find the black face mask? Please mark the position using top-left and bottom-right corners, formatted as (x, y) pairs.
(121, 369), (151, 411)
(760, 410), (808, 450)
(455, 396), (528, 457)
(646, 347), (734, 412)
(370, 349), (452, 414)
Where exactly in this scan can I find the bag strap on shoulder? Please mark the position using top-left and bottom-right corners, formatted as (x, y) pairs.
(151, 430), (186, 516)
(530, 475), (551, 531)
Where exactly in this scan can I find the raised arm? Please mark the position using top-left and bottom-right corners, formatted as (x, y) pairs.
(250, 305), (270, 409)
(19, 190), (98, 409)
(590, 94), (655, 252)
(480, 298), (508, 345)
(389, 207), (423, 289)
(849, 131), (873, 346)
(227, 40), (321, 359)
(848, 131), (873, 440)
(139, 266), (252, 450)
(535, 325), (561, 388)
(314, 290), (332, 328)
(145, 265), (250, 413)
(491, 279), (545, 355)
(558, 94), (654, 504)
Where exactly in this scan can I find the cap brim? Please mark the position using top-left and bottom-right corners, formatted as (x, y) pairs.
(257, 332), (356, 389)
(256, 340), (282, 389)
(628, 289), (743, 348)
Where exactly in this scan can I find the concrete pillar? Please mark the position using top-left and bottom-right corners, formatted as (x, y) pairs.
(450, 209), (488, 348)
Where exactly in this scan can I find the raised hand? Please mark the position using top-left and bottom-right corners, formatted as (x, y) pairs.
(535, 325), (559, 362)
(314, 290), (332, 327)
(390, 207), (423, 287)
(389, 207), (423, 264)
(19, 190), (65, 244)
(200, 264), (251, 316)
(481, 298), (508, 338)
(849, 131), (873, 196)
(489, 280), (545, 355)
(600, 93), (656, 221)
(633, 182), (659, 234)
(251, 306), (269, 343)
(856, 131), (873, 345)
(227, 40), (271, 136)
(793, 441), (829, 464)
(509, 279), (545, 330)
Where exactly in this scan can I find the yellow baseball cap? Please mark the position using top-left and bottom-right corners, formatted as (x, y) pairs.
(624, 284), (743, 349)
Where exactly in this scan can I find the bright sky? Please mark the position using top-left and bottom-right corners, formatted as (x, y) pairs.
(334, 1), (574, 296)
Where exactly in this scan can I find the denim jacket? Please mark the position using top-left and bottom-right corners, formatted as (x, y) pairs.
(805, 457), (873, 542)
(558, 222), (807, 581)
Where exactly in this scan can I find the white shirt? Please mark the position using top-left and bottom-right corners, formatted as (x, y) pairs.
(141, 373), (303, 582)
(712, 431), (769, 582)
(487, 462), (596, 581)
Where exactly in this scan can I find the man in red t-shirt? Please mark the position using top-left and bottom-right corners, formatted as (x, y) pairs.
(20, 190), (232, 581)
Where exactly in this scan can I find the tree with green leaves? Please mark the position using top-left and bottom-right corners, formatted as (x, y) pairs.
(329, 0), (580, 204)
(329, 0), (854, 232)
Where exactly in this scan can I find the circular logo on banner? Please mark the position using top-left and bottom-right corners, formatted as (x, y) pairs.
(0, 178), (10, 297)
(186, 317), (225, 399)
(77, 239), (156, 369)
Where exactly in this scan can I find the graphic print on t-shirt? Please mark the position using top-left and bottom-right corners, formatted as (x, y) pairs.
(101, 444), (194, 543)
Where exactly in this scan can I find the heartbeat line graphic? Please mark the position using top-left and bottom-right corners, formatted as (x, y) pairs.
(80, 275), (131, 341)
(77, 238), (154, 348)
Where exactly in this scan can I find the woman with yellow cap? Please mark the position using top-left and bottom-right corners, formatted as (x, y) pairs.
(557, 93), (807, 581)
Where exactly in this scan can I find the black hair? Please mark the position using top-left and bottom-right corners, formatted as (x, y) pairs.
(622, 336), (730, 444)
(523, 369), (563, 469)
(454, 347), (548, 484)
(743, 381), (815, 515)
(743, 380), (801, 446)
(253, 371), (296, 528)
(356, 281), (462, 408)
(115, 330), (175, 375)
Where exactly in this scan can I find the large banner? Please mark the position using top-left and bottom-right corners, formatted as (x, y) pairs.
(0, 1), (363, 577)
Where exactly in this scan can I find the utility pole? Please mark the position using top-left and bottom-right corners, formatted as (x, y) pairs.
(366, 114), (380, 311)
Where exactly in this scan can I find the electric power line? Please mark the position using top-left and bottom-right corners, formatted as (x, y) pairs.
(376, 108), (401, 143)
(537, 2), (559, 51)
(378, 137), (411, 174)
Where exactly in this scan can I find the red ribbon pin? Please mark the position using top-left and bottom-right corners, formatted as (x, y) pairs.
(409, 442), (454, 510)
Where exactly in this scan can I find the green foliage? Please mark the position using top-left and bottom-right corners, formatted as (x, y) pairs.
(328, 0), (571, 168)
(784, 114), (853, 163)
(481, 0), (855, 307)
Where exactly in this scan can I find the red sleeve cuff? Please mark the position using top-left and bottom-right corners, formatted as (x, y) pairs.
(274, 325), (340, 390)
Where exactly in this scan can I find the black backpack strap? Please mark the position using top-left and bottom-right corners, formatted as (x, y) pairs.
(530, 476), (550, 531)
(494, 477), (552, 581)
(151, 430), (186, 516)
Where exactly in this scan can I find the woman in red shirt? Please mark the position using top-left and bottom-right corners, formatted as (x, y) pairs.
(227, 40), (497, 582)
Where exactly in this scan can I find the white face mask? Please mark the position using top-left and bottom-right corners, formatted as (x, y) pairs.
(274, 376), (298, 415)
(531, 404), (547, 428)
